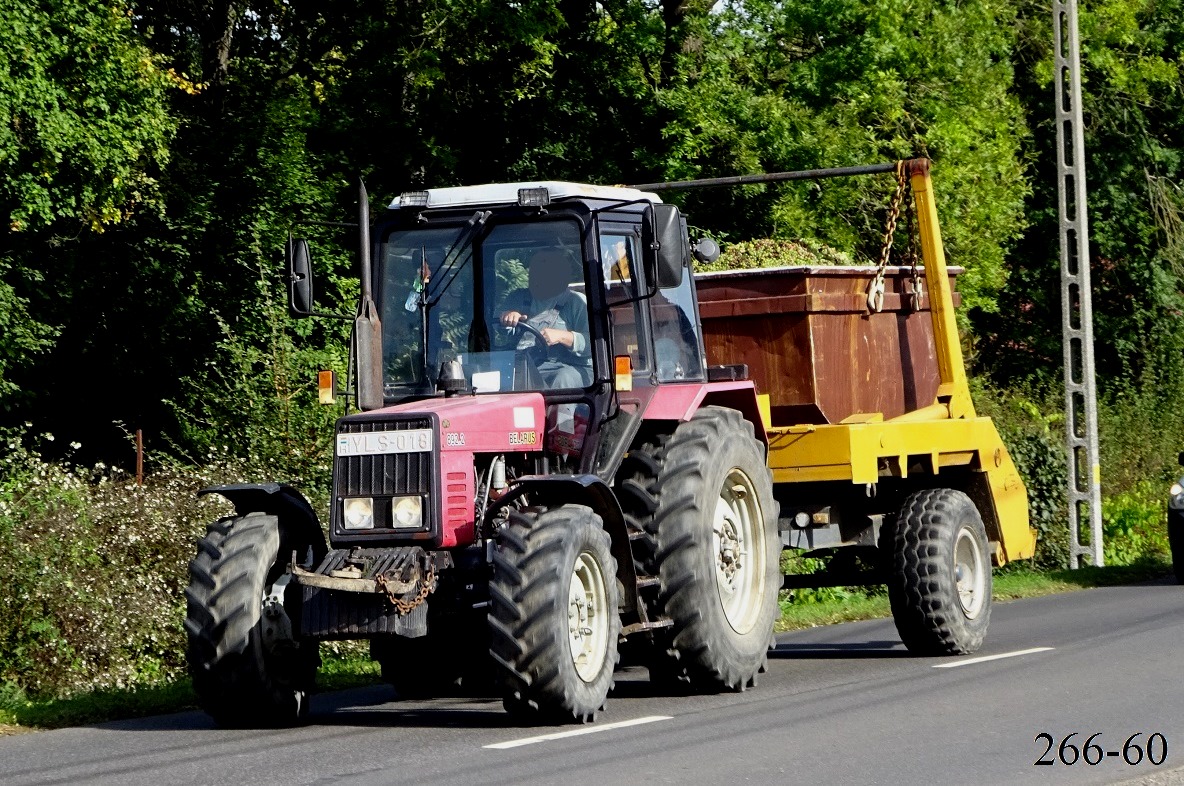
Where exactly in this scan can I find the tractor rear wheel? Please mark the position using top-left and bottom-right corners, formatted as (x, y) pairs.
(614, 435), (668, 577)
(489, 505), (620, 723)
(886, 488), (992, 655)
(651, 406), (779, 691)
(185, 512), (319, 727)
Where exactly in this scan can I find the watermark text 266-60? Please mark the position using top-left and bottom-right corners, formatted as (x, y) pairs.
(1034, 733), (1168, 766)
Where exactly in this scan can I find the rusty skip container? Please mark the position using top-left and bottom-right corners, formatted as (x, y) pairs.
(695, 265), (961, 426)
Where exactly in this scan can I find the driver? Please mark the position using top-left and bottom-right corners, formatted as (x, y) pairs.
(499, 249), (592, 388)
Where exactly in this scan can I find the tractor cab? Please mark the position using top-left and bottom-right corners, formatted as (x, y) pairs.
(357, 181), (715, 479)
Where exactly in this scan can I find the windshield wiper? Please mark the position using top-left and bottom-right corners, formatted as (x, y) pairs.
(406, 210), (491, 389)
(423, 210), (491, 308)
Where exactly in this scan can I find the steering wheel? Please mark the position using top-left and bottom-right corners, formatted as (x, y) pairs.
(508, 320), (550, 364)
(505, 321), (549, 390)
(512, 320), (548, 348)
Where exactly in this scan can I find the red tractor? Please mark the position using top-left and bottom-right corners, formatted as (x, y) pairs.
(186, 164), (1035, 727)
(185, 181), (780, 726)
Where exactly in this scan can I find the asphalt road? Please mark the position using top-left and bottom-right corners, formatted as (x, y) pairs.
(2, 580), (1182, 786)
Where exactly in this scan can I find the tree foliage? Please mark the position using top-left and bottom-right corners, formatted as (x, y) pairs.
(654, 0), (1031, 311)
(975, 0), (1184, 386)
(0, 0), (175, 400)
(0, 0), (1179, 494)
(0, 0), (174, 232)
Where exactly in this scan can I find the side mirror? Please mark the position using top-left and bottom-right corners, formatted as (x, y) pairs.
(286, 237), (314, 318)
(1178, 451), (1184, 468)
(641, 203), (686, 290)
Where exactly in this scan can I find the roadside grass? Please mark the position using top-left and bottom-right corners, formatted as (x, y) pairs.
(1, 558), (1172, 736)
(0, 680), (196, 734)
(0, 650), (380, 736)
(775, 555), (1173, 632)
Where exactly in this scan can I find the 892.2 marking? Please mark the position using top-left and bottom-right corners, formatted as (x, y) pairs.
(1035, 733), (1168, 766)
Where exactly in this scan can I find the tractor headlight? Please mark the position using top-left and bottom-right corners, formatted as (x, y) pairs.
(343, 497), (375, 529)
(1170, 481), (1184, 510)
(392, 496), (424, 529)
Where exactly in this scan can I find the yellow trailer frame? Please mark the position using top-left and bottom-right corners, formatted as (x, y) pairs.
(760, 159), (1036, 565)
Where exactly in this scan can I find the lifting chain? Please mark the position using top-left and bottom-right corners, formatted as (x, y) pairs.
(867, 161), (909, 313)
(903, 183), (925, 312)
(377, 564), (436, 616)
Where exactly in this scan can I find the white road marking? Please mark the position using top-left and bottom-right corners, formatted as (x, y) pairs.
(484, 715), (674, 750)
(932, 646), (1054, 669)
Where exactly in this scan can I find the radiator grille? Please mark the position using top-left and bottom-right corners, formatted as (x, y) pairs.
(335, 418), (433, 498)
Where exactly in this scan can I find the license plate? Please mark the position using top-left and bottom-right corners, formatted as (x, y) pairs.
(336, 429), (433, 456)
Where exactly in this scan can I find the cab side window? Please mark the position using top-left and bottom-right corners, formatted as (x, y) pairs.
(650, 262), (703, 382)
(601, 232), (647, 371)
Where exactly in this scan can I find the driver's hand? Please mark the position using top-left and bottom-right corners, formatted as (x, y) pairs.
(501, 310), (527, 327)
(540, 328), (574, 348)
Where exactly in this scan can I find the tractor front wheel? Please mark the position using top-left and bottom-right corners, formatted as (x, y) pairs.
(489, 505), (620, 723)
(185, 512), (319, 727)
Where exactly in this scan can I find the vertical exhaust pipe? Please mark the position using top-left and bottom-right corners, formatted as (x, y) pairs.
(355, 180), (385, 411)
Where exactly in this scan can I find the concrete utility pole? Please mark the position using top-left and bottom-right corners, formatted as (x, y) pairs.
(1053, 0), (1104, 567)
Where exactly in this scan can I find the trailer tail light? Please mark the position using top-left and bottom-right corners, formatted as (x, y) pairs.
(318, 370), (337, 405)
(614, 355), (633, 391)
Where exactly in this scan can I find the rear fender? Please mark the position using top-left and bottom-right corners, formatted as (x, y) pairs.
(198, 483), (328, 565)
(488, 474), (638, 613)
(643, 381), (769, 449)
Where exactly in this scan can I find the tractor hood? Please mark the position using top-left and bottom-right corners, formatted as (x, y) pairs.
(343, 393), (547, 454)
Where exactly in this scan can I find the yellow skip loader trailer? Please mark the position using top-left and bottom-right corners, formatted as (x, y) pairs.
(657, 157), (1036, 650)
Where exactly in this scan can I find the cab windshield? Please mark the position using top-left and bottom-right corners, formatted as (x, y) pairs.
(377, 218), (591, 397)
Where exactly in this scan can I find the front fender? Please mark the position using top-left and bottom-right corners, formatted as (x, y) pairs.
(198, 482), (327, 562)
(488, 474), (637, 613)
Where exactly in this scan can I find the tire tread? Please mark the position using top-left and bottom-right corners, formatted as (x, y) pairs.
(887, 488), (991, 655)
(488, 506), (620, 723)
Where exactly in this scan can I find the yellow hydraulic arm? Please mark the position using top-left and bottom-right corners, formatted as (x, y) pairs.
(906, 158), (974, 420)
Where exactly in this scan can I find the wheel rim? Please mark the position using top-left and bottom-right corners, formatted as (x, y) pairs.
(954, 525), (987, 619)
(712, 468), (766, 635)
(568, 550), (610, 682)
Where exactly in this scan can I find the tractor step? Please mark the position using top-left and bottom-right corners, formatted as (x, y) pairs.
(620, 618), (674, 636)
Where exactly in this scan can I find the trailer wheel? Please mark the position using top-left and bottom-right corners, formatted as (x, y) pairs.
(185, 512), (319, 727)
(489, 505), (620, 723)
(887, 488), (992, 655)
(652, 406), (779, 691)
(1168, 511), (1184, 584)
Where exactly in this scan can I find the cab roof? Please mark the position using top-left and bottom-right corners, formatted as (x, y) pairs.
(388, 181), (663, 210)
